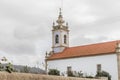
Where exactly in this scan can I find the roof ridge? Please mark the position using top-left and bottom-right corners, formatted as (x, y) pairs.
(69, 40), (120, 49)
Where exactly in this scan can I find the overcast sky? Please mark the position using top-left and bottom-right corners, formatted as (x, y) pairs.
(0, 0), (120, 69)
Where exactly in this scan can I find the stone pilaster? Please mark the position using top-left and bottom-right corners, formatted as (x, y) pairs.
(116, 43), (120, 80)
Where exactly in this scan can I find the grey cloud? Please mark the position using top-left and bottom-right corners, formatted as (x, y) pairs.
(0, 0), (120, 67)
(69, 15), (120, 37)
(14, 24), (51, 40)
(70, 34), (109, 46)
(0, 39), (35, 55)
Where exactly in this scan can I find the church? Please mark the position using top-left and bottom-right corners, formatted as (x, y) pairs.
(45, 9), (120, 80)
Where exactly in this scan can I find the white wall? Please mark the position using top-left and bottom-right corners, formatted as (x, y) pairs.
(54, 47), (65, 53)
(53, 31), (61, 46)
(52, 30), (68, 53)
(47, 54), (118, 80)
(61, 30), (69, 46)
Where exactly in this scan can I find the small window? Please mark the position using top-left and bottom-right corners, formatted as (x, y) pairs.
(67, 66), (72, 72)
(64, 35), (67, 44)
(67, 66), (72, 76)
(55, 35), (59, 44)
(97, 64), (101, 73)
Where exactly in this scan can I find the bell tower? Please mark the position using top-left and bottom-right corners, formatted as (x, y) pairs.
(52, 8), (69, 53)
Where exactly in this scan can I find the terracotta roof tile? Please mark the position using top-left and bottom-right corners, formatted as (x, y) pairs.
(47, 40), (120, 60)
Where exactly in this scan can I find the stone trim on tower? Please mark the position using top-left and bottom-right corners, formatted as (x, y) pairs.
(52, 8), (69, 53)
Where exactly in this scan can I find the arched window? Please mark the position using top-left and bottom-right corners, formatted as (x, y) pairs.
(55, 35), (59, 44)
(64, 35), (67, 44)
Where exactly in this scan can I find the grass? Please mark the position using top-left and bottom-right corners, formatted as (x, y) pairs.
(0, 72), (107, 80)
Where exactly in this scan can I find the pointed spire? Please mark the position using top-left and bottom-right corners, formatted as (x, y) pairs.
(53, 8), (69, 31)
(56, 8), (65, 25)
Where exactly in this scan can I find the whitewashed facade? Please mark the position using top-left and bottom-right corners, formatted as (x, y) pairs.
(47, 54), (118, 80)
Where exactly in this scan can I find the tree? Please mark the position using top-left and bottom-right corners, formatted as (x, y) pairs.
(5, 62), (13, 73)
(21, 66), (30, 73)
(0, 63), (3, 71)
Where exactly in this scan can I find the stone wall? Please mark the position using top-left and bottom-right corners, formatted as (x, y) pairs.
(0, 72), (108, 80)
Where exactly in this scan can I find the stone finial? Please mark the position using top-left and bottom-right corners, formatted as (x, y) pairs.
(45, 51), (48, 58)
(53, 22), (55, 26)
(56, 8), (65, 25)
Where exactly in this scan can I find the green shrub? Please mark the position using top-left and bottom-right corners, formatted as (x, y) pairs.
(96, 71), (111, 80)
(77, 71), (83, 77)
(48, 69), (60, 76)
(67, 71), (83, 77)
(85, 75), (94, 78)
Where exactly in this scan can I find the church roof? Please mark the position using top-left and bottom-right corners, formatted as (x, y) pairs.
(47, 40), (120, 60)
